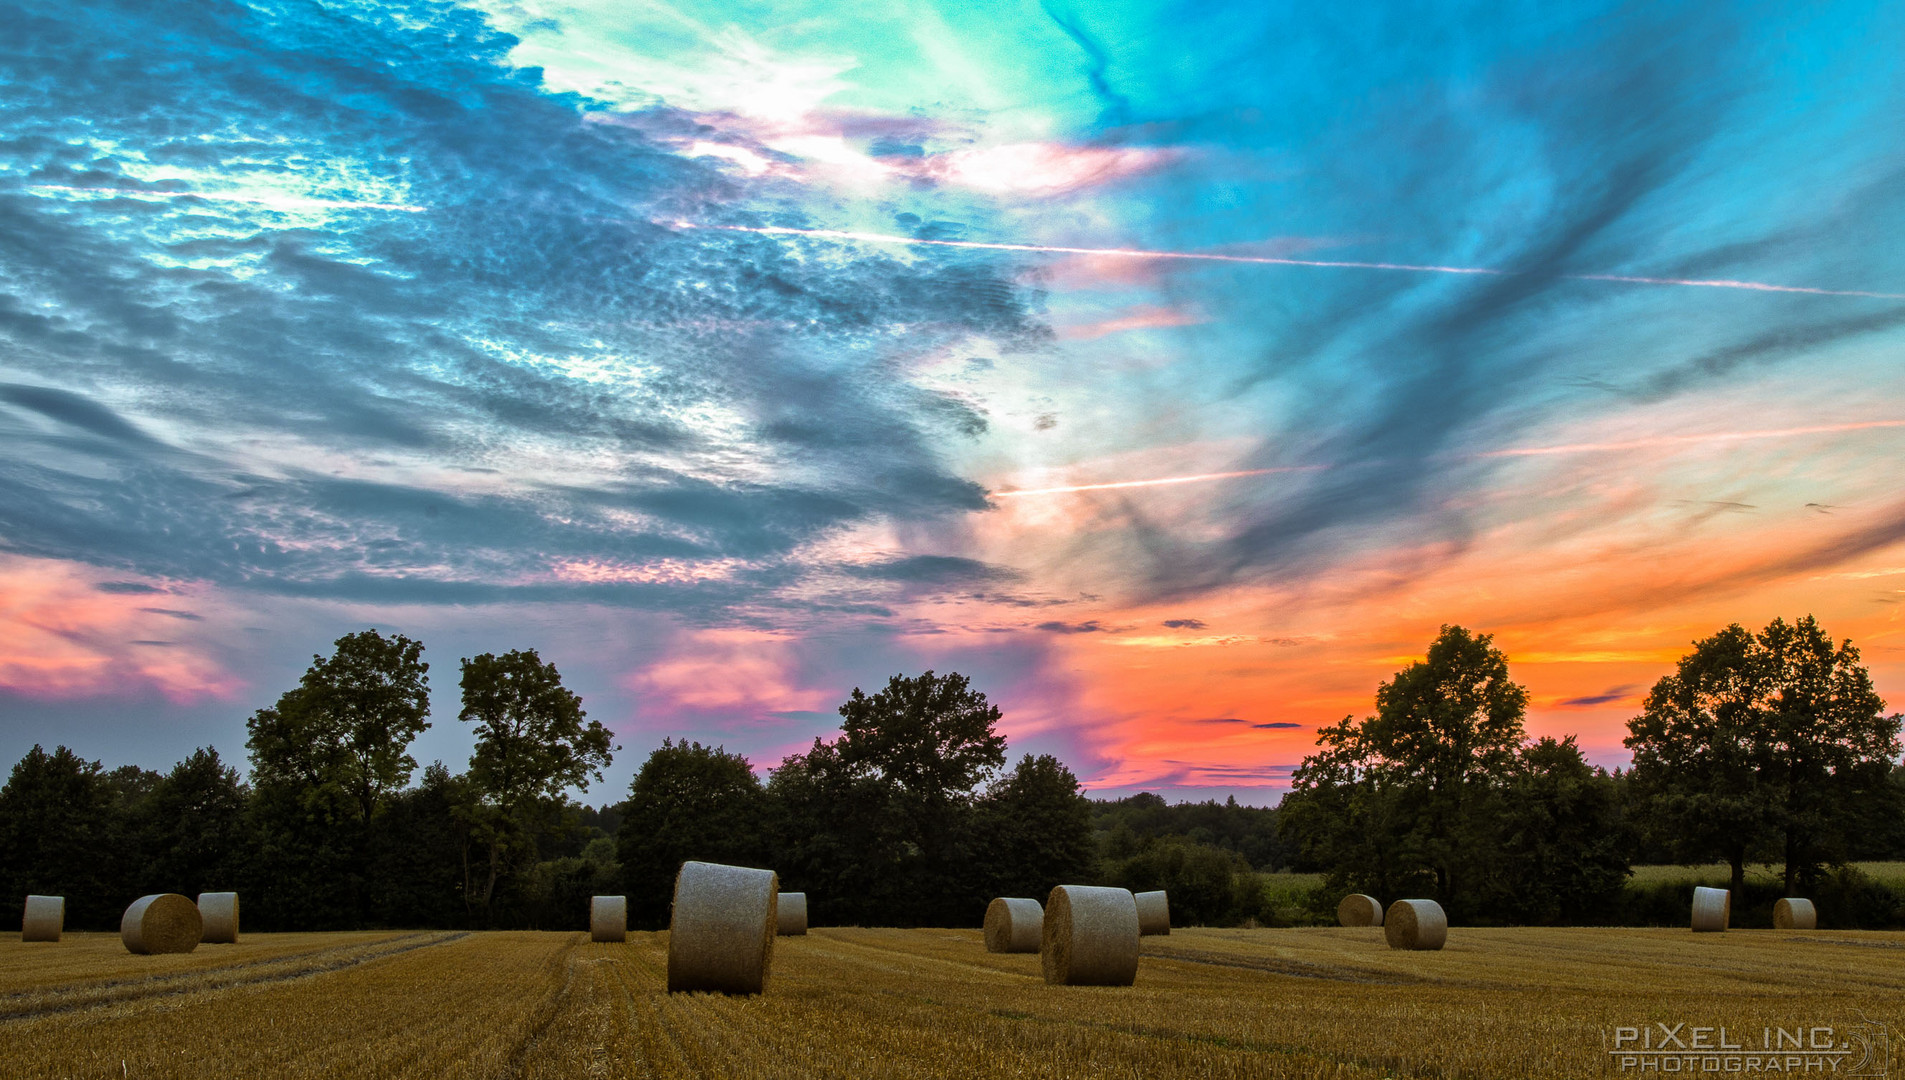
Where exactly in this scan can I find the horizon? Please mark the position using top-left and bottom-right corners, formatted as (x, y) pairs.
(3, 0), (1901, 805)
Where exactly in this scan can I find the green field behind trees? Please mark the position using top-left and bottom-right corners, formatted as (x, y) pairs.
(4, 615), (1902, 932)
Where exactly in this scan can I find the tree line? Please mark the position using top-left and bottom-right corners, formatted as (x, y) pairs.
(3, 615), (1899, 932)
(0, 634), (1106, 931)
(1279, 617), (1903, 925)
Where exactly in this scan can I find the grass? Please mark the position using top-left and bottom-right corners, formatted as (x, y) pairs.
(1628, 862), (1905, 887)
(5, 924), (1903, 1078)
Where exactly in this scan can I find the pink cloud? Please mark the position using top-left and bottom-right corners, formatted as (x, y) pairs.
(1057, 303), (1206, 340)
(625, 629), (834, 716)
(0, 557), (242, 703)
(599, 106), (1176, 197)
(917, 142), (1178, 195)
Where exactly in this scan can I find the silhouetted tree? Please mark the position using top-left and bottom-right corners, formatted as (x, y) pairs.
(1491, 736), (1629, 923)
(144, 747), (250, 898)
(975, 754), (1095, 909)
(459, 648), (614, 923)
(617, 739), (766, 927)
(248, 630), (432, 826)
(245, 629), (432, 928)
(1627, 616), (1899, 895)
(0, 746), (125, 930)
(1281, 625), (1528, 918)
(365, 762), (473, 928)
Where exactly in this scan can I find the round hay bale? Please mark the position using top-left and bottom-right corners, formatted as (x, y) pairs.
(197, 892), (239, 944)
(776, 892), (807, 936)
(590, 895), (627, 943)
(666, 861), (778, 994)
(121, 894), (202, 955)
(1773, 897), (1815, 931)
(1383, 899), (1448, 950)
(983, 897), (1043, 953)
(1134, 890), (1170, 936)
(1337, 894), (1384, 927)
(1690, 886), (1731, 932)
(1041, 885), (1140, 986)
(22, 895), (63, 942)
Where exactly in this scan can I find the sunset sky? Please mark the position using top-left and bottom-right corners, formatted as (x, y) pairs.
(3, 0), (1902, 804)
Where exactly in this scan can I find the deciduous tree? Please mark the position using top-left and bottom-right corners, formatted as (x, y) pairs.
(1626, 616), (1899, 895)
(459, 648), (614, 920)
(617, 739), (765, 926)
(1281, 625), (1528, 916)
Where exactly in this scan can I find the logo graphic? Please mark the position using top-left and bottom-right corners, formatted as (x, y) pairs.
(1604, 1020), (1890, 1075)
(1845, 1018), (1891, 1078)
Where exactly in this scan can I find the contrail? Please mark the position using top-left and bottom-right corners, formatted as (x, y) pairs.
(690, 223), (1905, 300)
(991, 421), (1905, 497)
(27, 184), (426, 213)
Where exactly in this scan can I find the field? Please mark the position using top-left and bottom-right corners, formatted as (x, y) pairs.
(1628, 863), (1905, 888)
(4, 925), (1902, 1078)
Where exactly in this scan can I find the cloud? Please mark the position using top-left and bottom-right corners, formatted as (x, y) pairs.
(1039, 1), (1133, 127)
(0, 0), (1050, 622)
(1161, 618), (1206, 629)
(1053, 6), (1905, 605)
(1251, 721), (1303, 729)
(93, 581), (164, 594)
(1036, 619), (1108, 633)
(844, 555), (1017, 585)
(0, 384), (157, 445)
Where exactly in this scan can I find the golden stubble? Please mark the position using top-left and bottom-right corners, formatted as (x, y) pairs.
(3, 925), (1902, 1078)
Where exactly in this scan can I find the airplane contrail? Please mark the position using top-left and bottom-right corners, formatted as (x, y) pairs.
(690, 223), (1905, 301)
(990, 421), (1905, 497)
(27, 184), (426, 213)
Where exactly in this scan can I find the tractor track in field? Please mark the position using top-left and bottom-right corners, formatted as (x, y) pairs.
(0, 931), (469, 1022)
(1141, 944), (1431, 984)
(499, 934), (583, 1079)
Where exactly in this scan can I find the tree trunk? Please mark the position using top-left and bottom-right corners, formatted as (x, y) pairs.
(1729, 846), (1746, 898)
(1783, 827), (1798, 896)
(482, 840), (501, 926)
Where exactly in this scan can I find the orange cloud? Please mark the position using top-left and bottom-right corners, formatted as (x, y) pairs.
(921, 413), (1905, 793)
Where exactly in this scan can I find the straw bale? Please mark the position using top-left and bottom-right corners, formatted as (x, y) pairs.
(121, 893), (202, 955)
(666, 861), (778, 994)
(1337, 893), (1383, 927)
(590, 895), (627, 943)
(1383, 899), (1448, 950)
(1041, 885), (1140, 986)
(983, 897), (1042, 953)
(22, 895), (63, 942)
(776, 892), (807, 936)
(1134, 890), (1170, 936)
(197, 892), (239, 944)
(1690, 886), (1731, 932)
(1773, 897), (1815, 931)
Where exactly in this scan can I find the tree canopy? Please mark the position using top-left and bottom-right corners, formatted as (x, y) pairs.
(459, 648), (615, 922)
(1281, 625), (1627, 923)
(1626, 616), (1899, 894)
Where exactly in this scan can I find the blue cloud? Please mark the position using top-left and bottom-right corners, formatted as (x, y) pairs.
(0, 0), (1049, 618)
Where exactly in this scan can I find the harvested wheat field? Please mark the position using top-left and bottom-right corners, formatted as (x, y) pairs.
(3, 926), (1902, 1078)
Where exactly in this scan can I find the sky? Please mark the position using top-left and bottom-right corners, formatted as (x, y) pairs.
(2, 0), (1903, 806)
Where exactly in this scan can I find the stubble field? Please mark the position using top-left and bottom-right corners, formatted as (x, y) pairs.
(2, 925), (1900, 1078)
